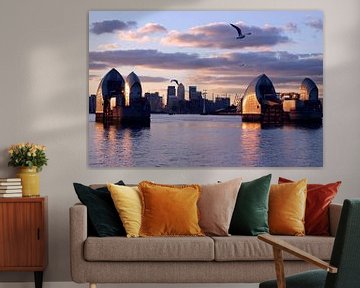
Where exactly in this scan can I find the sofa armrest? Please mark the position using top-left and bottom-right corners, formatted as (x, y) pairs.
(329, 203), (342, 237)
(69, 203), (88, 283)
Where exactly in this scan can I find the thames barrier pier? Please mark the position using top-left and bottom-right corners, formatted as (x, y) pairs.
(240, 74), (322, 125)
(95, 68), (150, 126)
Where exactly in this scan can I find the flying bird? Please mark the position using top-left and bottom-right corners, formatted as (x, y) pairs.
(230, 23), (252, 39)
(170, 79), (179, 85)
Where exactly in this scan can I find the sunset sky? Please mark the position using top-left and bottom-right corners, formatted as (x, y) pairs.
(89, 11), (323, 104)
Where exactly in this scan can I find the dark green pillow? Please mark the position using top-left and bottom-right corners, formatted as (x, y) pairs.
(73, 181), (126, 237)
(229, 174), (272, 236)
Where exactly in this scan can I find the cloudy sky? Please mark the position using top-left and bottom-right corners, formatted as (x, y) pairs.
(89, 11), (323, 103)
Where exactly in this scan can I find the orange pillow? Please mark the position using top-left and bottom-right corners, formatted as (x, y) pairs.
(138, 181), (204, 237)
(279, 177), (341, 235)
(269, 179), (307, 236)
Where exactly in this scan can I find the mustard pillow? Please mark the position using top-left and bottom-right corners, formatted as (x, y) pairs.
(269, 179), (307, 236)
(107, 183), (142, 238)
(138, 181), (204, 237)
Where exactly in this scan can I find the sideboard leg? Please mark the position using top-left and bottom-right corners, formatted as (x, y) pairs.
(34, 271), (43, 288)
(90, 283), (97, 288)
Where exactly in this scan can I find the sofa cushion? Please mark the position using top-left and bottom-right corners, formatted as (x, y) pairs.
(107, 184), (142, 238)
(229, 174), (271, 236)
(73, 181), (126, 237)
(269, 179), (307, 236)
(198, 178), (242, 236)
(139, 181), (203, 237)
(279, 177), (341, 236)
(212, 236), (334, 261)
(84, 236), (214, 261)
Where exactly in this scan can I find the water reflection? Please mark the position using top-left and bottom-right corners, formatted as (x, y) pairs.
(240, 122), (261, 165)
(241, 122), (261, 130)
(88, 114), (323, 167)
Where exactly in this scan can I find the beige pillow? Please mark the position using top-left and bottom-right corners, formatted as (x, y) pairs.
(198, 178), (242, 236)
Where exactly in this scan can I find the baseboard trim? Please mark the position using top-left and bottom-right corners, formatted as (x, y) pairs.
(0, 282), (259, 288)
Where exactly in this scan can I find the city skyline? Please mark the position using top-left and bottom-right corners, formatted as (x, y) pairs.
(89, 11), (323, 105)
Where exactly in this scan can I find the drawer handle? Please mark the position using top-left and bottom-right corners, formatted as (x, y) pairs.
(37, 228), (40, 240)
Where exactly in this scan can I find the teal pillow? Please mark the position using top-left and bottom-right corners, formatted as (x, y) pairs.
(229, 174), (272, 236)
(73, 181), (126, 237)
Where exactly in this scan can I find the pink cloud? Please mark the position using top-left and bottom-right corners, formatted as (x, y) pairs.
(161, 22), (291, 49)
(119, 23), (167, 42)
(97, 43), (120, 50)
(139, 23), (167, 34)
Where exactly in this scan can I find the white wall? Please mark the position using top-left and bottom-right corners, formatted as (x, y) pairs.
(0, 0), (359, 283)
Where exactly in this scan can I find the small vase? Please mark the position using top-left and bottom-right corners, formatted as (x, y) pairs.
(16, 167), (40, 197)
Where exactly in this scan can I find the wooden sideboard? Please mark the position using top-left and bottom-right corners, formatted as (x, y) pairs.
(0, 197), (47, 288)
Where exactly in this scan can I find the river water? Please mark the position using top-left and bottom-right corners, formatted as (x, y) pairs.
(88, 114), (322, 167)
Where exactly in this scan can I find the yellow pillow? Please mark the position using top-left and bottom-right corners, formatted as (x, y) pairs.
(107, 183), (142, 238)
(269, 179), (307, 236)
(138, 181), (204, 237)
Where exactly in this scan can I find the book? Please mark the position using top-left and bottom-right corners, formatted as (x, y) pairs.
(0, 193), (22, 198)
(0, 178), (21, 182)
(0, 189), (22, 193)
(0, 186), (22, 190)
(0, 182), (22, 186)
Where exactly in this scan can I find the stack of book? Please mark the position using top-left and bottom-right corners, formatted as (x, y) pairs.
(0, 178), (22, 197)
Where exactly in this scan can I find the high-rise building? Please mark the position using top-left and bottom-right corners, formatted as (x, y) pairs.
(177, 83), (185, 101)
(167, 86), (176, 106)
(195, 91), (202, 100)
(215, 97), (231, 110)
(145, 92), (163, 112)
(189, 86), (197, 100)
(188, 86), (203, 113)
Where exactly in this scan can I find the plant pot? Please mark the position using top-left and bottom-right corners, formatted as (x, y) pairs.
(16, 167), (40, 197)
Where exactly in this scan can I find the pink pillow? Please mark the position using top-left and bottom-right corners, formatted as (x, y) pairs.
(198, 178), (242, 236)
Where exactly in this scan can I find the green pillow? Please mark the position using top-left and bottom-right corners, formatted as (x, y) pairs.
(229, 174), (272, 236)
(73, 181), (126, 237)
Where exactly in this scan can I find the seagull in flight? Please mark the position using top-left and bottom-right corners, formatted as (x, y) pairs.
(230, 23), (252, 39)
(170, 79), (179, 85)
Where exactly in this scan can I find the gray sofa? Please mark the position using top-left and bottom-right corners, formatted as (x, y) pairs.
(70, 203), (342, 288)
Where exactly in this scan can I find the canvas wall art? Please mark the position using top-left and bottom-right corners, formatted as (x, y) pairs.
(88, 11), (323, 167)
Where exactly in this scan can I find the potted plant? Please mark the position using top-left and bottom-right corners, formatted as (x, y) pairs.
(8, 143), (48, 197)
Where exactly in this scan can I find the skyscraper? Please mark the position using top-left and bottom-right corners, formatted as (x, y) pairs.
(189, 86), (197, 101)
(145, 92), (163, 112)
(167, 86), (176, 106)
(177, 83), (185, 101)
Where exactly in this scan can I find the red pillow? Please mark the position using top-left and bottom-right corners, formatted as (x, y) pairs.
(278, 177), (341, 236)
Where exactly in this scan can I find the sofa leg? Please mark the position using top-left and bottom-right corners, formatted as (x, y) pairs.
(89, 283), (96, 288)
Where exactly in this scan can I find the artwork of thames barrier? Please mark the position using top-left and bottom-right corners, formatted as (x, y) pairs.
(88, 11), (323, 167)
